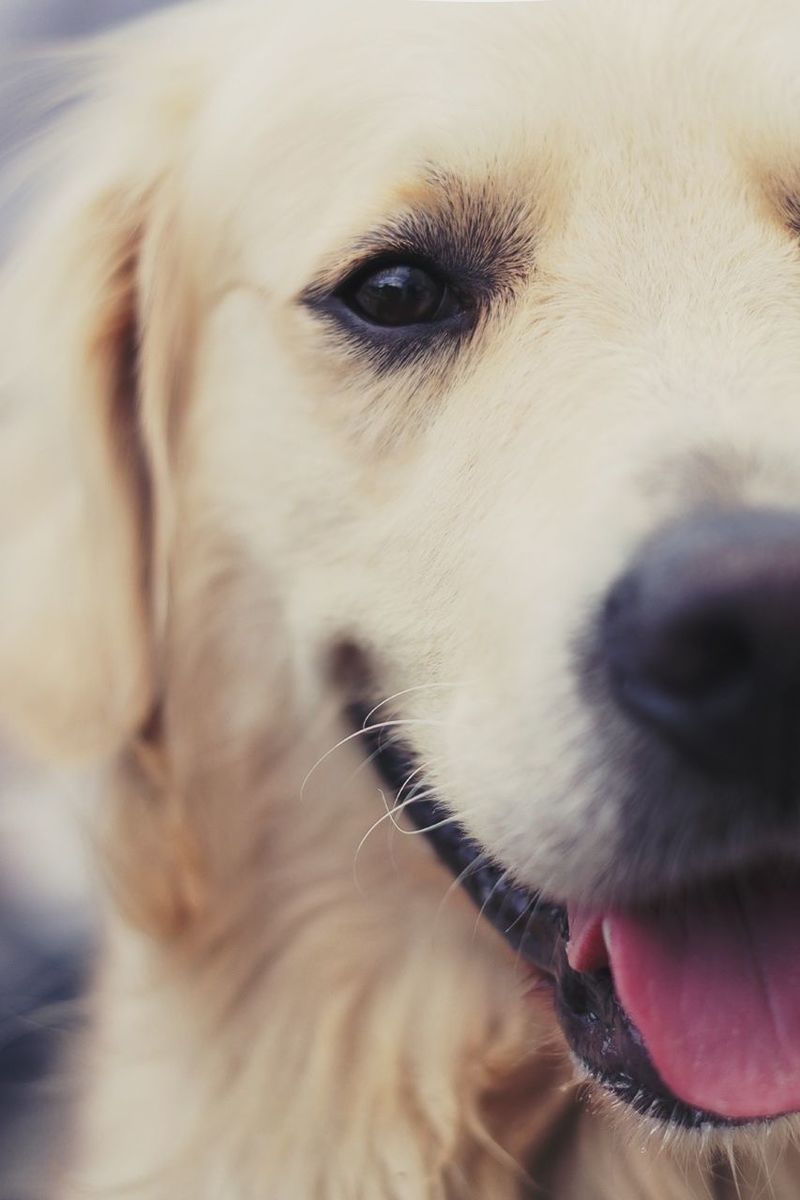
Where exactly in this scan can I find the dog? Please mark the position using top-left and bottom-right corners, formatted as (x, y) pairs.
(3, 0), (800, 1194)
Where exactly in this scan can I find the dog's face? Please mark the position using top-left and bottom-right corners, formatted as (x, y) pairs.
(6, 0), (800, 1141)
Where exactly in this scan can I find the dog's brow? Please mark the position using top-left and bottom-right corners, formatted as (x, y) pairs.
(303, 169), (538, 302)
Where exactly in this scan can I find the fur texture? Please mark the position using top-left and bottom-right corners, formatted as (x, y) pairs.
(3, 1), (800, 1195)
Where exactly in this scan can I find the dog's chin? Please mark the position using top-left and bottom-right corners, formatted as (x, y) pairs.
(349, 703), (800, 1136)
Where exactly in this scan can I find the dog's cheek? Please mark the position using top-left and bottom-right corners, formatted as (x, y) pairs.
(164, 542), (303, 786)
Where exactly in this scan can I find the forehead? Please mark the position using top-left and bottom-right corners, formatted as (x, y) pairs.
(186, 0), (800, 285)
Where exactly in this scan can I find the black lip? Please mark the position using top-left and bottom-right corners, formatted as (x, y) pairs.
(349, 702), (769, 1131)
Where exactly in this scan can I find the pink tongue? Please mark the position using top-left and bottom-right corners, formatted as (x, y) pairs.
(568, 878), (800, 1120)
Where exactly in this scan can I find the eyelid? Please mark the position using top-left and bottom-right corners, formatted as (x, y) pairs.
(300, 212), (467, 305)
(334, 254), (458, 301)
(301, 245), (476, 324)
(331, 246), (454, 299)
(301, 245), (416, 306)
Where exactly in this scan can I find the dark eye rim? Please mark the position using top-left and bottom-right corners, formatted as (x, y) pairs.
(303, 252), (477, 346)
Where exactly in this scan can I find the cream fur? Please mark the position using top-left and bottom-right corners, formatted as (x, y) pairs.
(3, 1), (800, 1196)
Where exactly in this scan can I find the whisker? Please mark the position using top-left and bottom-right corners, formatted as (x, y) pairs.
(380, 786), (450, 837)
(352, 795), (398, 896)
(472, 865), (514, 941)
(511, 890), (550, 978)
(337, 735), (443, 824)
(396, 811), (460, 838)
(352, 785), (443, 887)
(360, 682), (463, 730)
(433, 852), (490, 932)
(300, 718), (442, 800)
(394, 761), (428, 805)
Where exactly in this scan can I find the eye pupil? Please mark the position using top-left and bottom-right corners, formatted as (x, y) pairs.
(350, 263), (448, 327)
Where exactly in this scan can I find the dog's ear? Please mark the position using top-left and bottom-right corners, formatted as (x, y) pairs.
(0, 19), (215, 763)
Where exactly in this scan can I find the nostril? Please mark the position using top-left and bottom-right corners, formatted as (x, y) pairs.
(604, 610), (761, 780)
(603, 574), (636, 624)
(641, 615), (753, 702)
(600, 507), (800, 780)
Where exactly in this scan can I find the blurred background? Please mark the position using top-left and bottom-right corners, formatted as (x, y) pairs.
(0, 5), (165, 1194)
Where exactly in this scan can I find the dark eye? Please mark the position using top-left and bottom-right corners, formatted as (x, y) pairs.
(338, 261), (461, 327)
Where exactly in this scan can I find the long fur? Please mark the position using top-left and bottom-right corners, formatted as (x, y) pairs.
(3, 2), (800, 1196)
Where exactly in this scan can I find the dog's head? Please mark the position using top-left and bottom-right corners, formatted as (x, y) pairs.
(5, 0), (800, 1135)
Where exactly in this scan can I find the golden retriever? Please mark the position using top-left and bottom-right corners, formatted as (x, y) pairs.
(3, 0), (800, 1195)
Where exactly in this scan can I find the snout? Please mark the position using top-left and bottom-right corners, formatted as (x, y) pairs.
(603, 508), (800, 790)
(360, 504), (800, 1127)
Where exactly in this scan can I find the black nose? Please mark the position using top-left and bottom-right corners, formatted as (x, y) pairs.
(603, 509), (800, 782)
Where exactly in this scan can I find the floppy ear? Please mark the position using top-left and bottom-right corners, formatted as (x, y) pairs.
(0, 19), (211, 763)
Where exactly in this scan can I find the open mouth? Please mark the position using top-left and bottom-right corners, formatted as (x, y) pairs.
(351, 703), (800, 1131)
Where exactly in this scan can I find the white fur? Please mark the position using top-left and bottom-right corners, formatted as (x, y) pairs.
(3, 1), (800, 1195)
